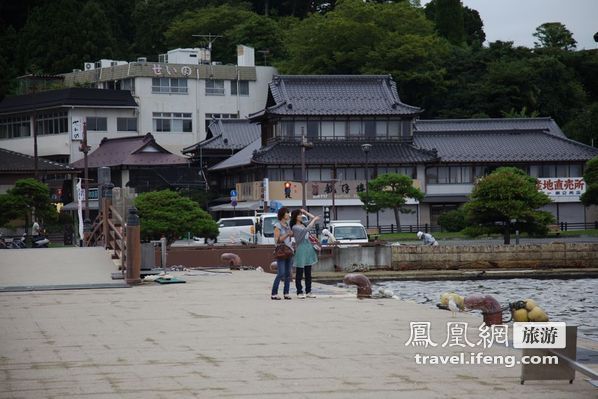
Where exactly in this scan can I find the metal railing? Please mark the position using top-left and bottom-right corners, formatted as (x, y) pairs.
(373, 221), (598, 235)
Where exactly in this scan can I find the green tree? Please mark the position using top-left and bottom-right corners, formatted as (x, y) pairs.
(580, 156), (598, 206)
(438, 207), (467, 232)
(165, 5), (285, 65)
(464, 167), (554, 244)
(17, 0), (117, 74)
(132, 0), (207, 56)
(357, 173), (424, 227)
(425, 0), (465, 45)
(533, 22), (577, 51)
(135, 190), (219, 245)
(563, 102), (598, 146)
(0, 178), (58, 230)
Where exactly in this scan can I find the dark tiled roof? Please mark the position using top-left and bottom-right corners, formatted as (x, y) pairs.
(251, 140), (437, 165)
(210, 139), (262, 171)
(0, 148), (75, 172)
(70, 133), (189, 169)
(250, 75), (421, 118)
(414, 130), (598, 163)
(415, 117), (566, 138)
(0, 88), (137, 114)
(182, 119), (260, 153)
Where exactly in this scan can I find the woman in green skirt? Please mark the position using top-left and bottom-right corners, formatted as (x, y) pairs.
(290, 209), (320, 299)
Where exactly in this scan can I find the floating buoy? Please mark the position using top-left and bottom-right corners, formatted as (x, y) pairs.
(513, 308), (529, 322)
(509, 299), (549, 323)
(528, 306), (549, 322)
(524, 298), (537, 311)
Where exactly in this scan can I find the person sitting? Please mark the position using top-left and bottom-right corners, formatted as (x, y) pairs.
(417, 231), (438, 246)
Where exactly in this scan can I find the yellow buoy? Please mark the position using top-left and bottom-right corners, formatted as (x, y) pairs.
(524, 299), (537, 311)
(513, 308), (529, 322)
(528, 306), (549, 322)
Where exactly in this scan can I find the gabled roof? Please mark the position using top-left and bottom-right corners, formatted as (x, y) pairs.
(249, 75), (421, 119)
(70, 133), (189, 169)
(210, 139), (262, 171)
(182, 119), (260, 153)
(414, 129), (598, 163)
(415, 117), (566, 138)
(0, 88), (138, 115)
(0, 148), (75, 173)
(251, 140), (437, 165)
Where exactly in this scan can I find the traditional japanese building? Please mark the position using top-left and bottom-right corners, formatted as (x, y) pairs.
(205, 75), (598, 227)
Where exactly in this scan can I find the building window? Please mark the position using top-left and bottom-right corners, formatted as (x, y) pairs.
(35, 111), (68, 135)
(230, 80), (249, 96)
(117, 117), (137, 132)
(121, 78), (135, 94)
(0, 115), (30, 139)
(538, 163), (584, 178)
(152, 112), (192, 132)
(427, 166), (477, 184)
(348, 121), (361, 137)
(280, 121), (295, 138)
(206, 80), (225, 96)
(152, 78), (188, 94)
(307, 121), (319, 138)
(86, 117), (108, 131)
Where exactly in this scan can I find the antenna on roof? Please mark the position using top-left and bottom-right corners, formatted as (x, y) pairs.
(192, 33), (223, 53)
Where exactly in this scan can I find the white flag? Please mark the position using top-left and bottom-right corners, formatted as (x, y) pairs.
(76, 179), (84, 242)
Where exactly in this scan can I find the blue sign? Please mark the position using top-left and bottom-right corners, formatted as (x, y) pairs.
(230, 189), (237, 197)
(231, 200), (238, 207)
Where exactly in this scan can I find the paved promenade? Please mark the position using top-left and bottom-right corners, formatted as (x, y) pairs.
(0, 251), (596, 398)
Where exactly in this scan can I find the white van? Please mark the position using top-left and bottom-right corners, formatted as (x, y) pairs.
(256, 213), (278, 245)
(216, 216), (257, 244)
(327, 220), (368, 245)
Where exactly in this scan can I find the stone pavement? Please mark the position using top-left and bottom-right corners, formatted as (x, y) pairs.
(0, 247), (121, 289)
(0, 269), (596, 398)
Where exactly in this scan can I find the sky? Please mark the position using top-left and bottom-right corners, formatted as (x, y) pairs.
(421, 0), (598, 49)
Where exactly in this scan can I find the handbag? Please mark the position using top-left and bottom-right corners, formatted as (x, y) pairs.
(273, 243), (293, 260)
(308, 233), (321, 252)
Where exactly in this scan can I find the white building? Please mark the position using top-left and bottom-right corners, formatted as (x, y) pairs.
(0, 45), (276, 163)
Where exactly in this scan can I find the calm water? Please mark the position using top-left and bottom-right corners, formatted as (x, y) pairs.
(359, 278), (597, 340)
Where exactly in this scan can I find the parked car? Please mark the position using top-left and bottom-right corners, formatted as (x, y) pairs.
(327, 220), (368, 245)
(216, 216), (257, 244)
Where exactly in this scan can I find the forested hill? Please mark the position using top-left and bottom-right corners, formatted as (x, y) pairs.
(0, 0), (596, 145)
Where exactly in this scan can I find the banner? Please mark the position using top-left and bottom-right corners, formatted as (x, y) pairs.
(536, 177), (585, 202)
(72, 118), (83, 141)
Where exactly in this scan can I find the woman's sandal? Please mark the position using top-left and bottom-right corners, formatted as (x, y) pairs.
(271, 295), (281, 300)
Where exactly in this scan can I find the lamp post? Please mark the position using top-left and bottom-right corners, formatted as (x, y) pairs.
(361, 143), (372, 229)
(300, 129), (314, 209)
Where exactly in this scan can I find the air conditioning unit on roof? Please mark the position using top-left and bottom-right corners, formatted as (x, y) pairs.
(84, 62), (94, 71)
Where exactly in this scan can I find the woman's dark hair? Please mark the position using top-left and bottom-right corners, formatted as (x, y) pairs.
(277, 207), (290, 220)
(289, 209), (302, 229)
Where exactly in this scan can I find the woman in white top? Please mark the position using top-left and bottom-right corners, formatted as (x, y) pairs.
(271, 207), (294, 300)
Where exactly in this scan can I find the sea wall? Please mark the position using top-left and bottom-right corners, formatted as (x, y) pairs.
(390, 243), (598, 270)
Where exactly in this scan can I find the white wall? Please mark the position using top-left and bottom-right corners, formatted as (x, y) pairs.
(134, 66), (276, 155)
(0, 108), (140, 163)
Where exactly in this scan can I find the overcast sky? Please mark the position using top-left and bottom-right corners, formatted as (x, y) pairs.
(421, 0), (598, 49)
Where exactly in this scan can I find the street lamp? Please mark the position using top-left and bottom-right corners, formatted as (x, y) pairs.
(300, 129), (314, 209)
(361, 143), (372, 228)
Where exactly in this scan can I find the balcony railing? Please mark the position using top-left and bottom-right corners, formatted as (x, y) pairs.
(266, 135), (414, 145)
